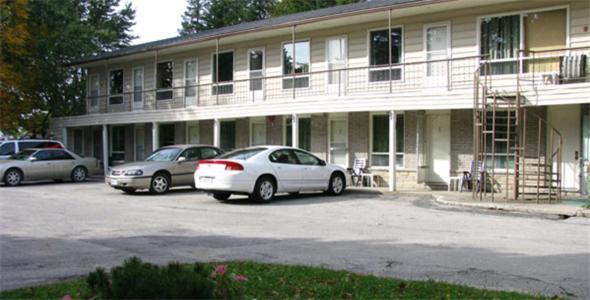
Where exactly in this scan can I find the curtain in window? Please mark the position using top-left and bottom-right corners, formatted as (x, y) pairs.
(480, 15), (520, 74)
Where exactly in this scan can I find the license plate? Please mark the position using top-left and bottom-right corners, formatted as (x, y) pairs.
(110, 179), (119, 186)
(200, 177), (213, 183)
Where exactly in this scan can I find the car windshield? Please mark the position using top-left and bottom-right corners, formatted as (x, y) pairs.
(10, 150), (37, 160)
(145, 147), (182, 161)
(218, 148), (266, 160)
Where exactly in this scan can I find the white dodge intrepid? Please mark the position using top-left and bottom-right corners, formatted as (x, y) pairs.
(194, 146), (349, 202)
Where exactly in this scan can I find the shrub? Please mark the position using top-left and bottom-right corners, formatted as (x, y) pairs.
(87, 257), (214, 299)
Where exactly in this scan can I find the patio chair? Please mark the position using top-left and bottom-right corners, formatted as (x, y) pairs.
(460, 160), (486, 192)
(348, 158), (376, 187)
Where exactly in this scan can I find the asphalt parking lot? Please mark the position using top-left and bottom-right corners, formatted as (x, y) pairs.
(1, 179), (589, 298)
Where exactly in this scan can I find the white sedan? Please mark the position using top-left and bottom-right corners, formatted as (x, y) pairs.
(194, 146), (349, 202)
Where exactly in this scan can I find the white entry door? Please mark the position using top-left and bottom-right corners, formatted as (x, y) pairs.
(424, 24), (450, 88)
(250, 119), (266, 146)
(329, 118), (348, 167)
(248, 48), (265, 101)
(548, 105), (581, 191)
(184, 59), (198, 106)
(326, 36), (347, 94)
(132, 67), (144, 110)
(187, 122), (199, 144)
(425, 112), (450, 183)
(135, 125), (145, 161)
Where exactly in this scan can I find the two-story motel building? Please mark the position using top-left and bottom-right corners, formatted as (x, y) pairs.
(50, 0), (590, 196)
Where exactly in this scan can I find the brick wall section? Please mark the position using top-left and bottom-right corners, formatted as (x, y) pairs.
(174, 122), (186, 144)
(451, 109), (473, 175)
(266, 116), (283, 145)
(311, 114), (328, 160)
(199, 120), (213, 145)
(235, 118), (249, 148)
(348, 112), (369, 166)
(403, 111), (417, 170)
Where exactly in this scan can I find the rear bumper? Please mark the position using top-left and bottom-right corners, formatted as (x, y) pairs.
(194, 172), (253, 194)
(105, 176), (151, 190)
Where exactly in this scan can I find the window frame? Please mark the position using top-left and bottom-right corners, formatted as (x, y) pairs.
(156, 60), (174, 101)
(422, 21), (451, 79)
(108, 68), (124, 106)
(132, 66), (145, 108)
(210, 50), (235, 96)
(369, 112), (405, 169)
(87, 73), (100, 110)
(366, 25), (405, 84)
(183, 57), (199, 105)
(281, 38), (312, 90)
(476, 5), (570, 76)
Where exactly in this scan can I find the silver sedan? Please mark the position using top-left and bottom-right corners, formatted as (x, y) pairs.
(0, 148), (100, 186)
(106, 144), (223, 194)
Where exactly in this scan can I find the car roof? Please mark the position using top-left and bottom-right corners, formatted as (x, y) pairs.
(1, 139), (62, 143)
(160, 144), (219, 150)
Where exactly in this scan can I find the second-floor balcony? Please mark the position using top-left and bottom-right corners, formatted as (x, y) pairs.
(85, 47), (589, 115)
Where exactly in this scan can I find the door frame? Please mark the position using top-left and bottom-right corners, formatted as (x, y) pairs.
(327, 113), (349, 168)
(325, 35), (348, 94)
(423, 22), (451, 86)
(183, 58), (199, 106)
(132, 66), (144, 110)
(424, 110), (451, 183)
(247, 47), (266, 101)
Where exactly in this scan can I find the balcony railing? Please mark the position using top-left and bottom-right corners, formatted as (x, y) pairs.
(83, 48), (589, 116)
(85, 55), (481, 115)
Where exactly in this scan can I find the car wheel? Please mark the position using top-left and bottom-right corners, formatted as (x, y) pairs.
(71, 166), (88, 182)
(213, 192), (231, 201)
(4, 168), (22, 186)
(149, 172), (170, 194)
(250, 176), (276, 202)
(327, 172), (345, 196)
(122, 187), (136, 194)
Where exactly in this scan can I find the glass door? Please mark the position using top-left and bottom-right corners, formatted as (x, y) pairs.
(329, 118), (348, 167)
(248, 49), (264, 101)
(326, 36), (347, 94)
(132, 68), (144, 110)
(424, 24), (449, 88)
(184, 59), (198, 106)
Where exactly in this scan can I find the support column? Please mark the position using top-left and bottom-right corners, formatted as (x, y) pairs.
(291, 114), (299, 148)
(213, 119), (220, 147)
(102, 124), (108, 176)
(152, 122), (159, 151)
(61, 127), (68, 149)
(389, 110), (397, 192)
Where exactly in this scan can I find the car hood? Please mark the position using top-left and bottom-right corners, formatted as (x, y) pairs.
(110, 160), (173, 173)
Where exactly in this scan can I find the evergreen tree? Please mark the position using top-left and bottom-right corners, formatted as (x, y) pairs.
(271, 0), (362, 16)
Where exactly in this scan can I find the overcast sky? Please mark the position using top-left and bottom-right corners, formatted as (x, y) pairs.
(122, 0), (187, 45)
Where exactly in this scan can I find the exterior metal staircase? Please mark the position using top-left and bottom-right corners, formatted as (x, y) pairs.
(473, 63), (563, 202)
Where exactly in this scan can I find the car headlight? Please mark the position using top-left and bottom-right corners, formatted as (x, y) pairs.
(124, 169), (143, 176)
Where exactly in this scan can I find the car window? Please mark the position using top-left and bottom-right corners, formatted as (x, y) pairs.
(269, 149), (298, 164)
(18, 141), (43, 150)
(199, 147), (220, 159)
(294, 150), (321, 165)
(11, 149), (36, 160)
(179, 147), (200, 161)
(219, 148), (266, 160)
(33, 150), (52, 161)
(52, 150), (74, 160)
(41, 141), (62, 149)
(146, 148), (182, 161)
(0, 142), (15, 155)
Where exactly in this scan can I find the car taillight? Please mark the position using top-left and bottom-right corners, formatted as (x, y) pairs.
(224, 161), (243, 171)
(196, 160), (244, 171)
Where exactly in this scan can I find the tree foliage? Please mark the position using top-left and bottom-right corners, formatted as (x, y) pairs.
(0, 0), (136, 137)
(271, 0), (362, 16)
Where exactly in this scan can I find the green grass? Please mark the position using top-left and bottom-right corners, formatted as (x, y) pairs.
(0, 261), (549, 299)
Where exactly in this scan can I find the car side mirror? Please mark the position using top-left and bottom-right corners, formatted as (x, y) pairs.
(177, 157), (187, 163)
(29, 157), (38, 162)
(319, 160), (327, 166)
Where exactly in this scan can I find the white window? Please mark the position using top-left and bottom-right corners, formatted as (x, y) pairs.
(212, 51), (234, 95)
(282, 40), (310, 89)
(368, 27), (403, 82)
(371, 114), (404, 167)
(156, 61), (173, 100)
(132, 67), (144, 110)
(108, 69), (124, 105)
(248, 48), (265, 100)
(88, 74), (100, 109)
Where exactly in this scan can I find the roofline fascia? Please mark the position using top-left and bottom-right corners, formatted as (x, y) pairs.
(75, 0), (453, 67)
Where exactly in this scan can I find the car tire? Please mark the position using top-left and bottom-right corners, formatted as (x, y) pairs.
(149, 172), (170, 195)
(249, 176), (276, 202)
(213, 192), (231, 201)
(71, 166), (88, 183)
(4, 168), (22, 186)
(327, 172), (345, 196)
(122, 187), (136, 194)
